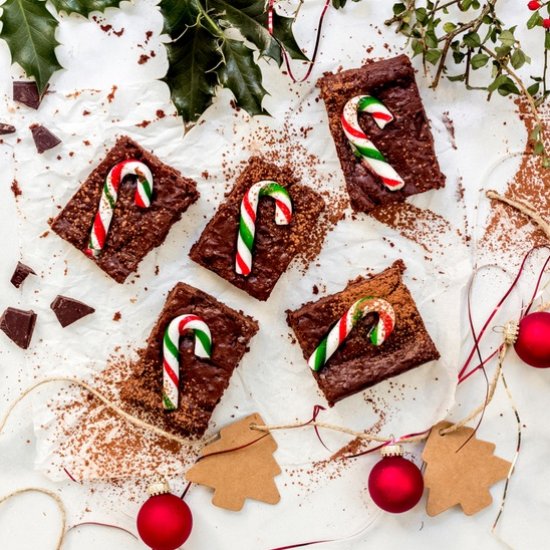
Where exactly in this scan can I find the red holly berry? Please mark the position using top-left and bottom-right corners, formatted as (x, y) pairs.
(528, 0), (542, 10)
(544, 18), (550, 29)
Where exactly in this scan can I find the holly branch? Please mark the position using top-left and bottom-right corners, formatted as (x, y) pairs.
(0, 0), (359, 124)
(386, 0), (550, 166)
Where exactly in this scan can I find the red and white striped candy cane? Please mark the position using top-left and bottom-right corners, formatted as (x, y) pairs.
(162, 314), (212, 411)
(86, 159), (153, 257)
(308, 297), (396, 372)
(341, 95), (405, 191)
(235, 180), (292, 277)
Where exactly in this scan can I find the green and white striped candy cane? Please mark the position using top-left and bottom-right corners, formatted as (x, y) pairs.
(235, 180), (293, 276)
(308, 297), (396, 372)
(162, 314), (212, 411)
(341, 95), (405, 191)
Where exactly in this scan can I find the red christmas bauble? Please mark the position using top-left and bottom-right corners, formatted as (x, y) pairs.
(368, 449), (424, 513)
(137, 492), (193, 550)
(514, 312), (550, 369)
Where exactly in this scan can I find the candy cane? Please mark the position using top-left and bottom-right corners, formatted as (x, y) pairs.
(308, 297), (396, 372)
(162, 314), (212, 411)
(341, 95), (405, 191)
(86, 159), (154, 257)
(235, 181), (293, 277)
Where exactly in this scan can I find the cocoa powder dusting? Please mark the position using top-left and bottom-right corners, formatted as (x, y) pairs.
(481, 98), (550, 259)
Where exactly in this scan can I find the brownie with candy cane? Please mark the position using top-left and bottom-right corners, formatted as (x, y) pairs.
(287, 260), (440, 406)
(51, 136), (199, 283)
(121, 282), (258, 438)
(189, 157), (325, 301)
(317, 55), (446, 213)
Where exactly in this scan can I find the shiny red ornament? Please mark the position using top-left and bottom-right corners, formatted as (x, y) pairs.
(513, 312), (550, 369)
(368, 446), (424, 513)
(137, 482), (193, 550)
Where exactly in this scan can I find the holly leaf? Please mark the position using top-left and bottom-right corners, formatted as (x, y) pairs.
(164, 25), (221, 123)
(218, 38), (269, 116)
(0, 0), (62, 94)
(209, 0), (282, 64)
(210, 0), (307, 64)
(49, 0), (123, 17)
(159, 0), (203, 35)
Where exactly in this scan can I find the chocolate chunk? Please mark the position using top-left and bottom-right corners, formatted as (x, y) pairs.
(50, 136), (199, 283)
(13, 81), (41, 109)
(10, 261), (36, 288)
(30, 124), (61, 154)
(0, 123), (16, 135)
(0, 307), (37, 349)
(50, 295), (95, 327)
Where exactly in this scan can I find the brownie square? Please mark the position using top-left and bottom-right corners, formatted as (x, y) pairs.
(189, 157), (325, 301)
(317, 55), (445, 213)
(51, 136), (199, 283)
(120, 283), (258, 438)
(287, 260), (440, 406)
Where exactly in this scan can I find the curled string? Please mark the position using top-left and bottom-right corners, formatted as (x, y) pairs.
(267, 0), (331, 83)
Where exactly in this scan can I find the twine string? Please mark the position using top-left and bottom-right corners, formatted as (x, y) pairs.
(0, 488), (66, 550)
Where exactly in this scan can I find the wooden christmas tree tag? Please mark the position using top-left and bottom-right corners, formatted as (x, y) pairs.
(186, 413), (281, 511)
(422, 421), (512, 516)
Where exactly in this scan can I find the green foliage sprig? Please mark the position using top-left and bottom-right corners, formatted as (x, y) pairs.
(387, 0), (550, 166)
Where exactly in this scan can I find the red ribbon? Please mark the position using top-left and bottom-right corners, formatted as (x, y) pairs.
(267, 0), (331, 83)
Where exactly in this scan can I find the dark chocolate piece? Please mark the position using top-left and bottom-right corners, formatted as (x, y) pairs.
(317, 55), (446, 213)
(0, 123), (16, 135)
(50, 295), (95, 327)
(0, 307), (37, 349)
(190, 157), (325, 301)
(120, 282), (259, 438)
(13, 81), (40, 109)
(287, 260), (440, 406)
(30, 124), (61, 154)
(10, 261), (36, 288)
(51, 136), (199, 283)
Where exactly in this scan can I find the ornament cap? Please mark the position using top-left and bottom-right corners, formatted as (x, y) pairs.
(504, 320), (519, 345)
(147, 480), (170, 496)
(381, 444), (403, 457)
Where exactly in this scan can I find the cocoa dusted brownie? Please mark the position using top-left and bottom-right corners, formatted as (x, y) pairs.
(287, 260), (439, 406)
(317, 55), (445, 213)
(189, 157), (325, 301)
(120, 283), (258, 438)
(51, 136), (199, 283)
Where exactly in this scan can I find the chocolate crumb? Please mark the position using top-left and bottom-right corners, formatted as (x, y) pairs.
(50, 296), (95, 327)
(113, 311), (121, 322)
(10, 261), (36, 288)
(11, 180), (22, 197)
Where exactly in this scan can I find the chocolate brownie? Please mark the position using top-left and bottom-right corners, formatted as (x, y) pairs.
(287, 260), (439, 405)
(189, 157), (325, 301)
(51, 136), (199, 283)
(120, 283), (258, 438)
(317, 55), (445, 213)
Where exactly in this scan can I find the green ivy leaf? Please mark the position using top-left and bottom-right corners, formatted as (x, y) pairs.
(218, 38), (269, 116)
(0, 0), (62, 94)
(164, 26), (221, 123)
(471, 53), (489, 69)
(49, 0), (123, 17)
